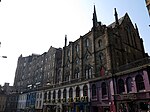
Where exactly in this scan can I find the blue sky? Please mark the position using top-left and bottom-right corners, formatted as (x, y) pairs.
(0, 0), (149, 85)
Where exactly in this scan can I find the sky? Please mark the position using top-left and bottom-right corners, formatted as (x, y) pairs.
(0, 0), (149, 86)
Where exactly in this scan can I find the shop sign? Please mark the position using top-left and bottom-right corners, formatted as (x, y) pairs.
(116, 94), (136, 100)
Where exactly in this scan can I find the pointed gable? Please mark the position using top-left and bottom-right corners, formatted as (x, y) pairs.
(108, 13), (132, 28)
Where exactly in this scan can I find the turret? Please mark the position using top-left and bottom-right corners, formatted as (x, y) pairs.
(65, 35), (67, 47)
(114, 8), (119, 26)
(93, 5), (98, 31)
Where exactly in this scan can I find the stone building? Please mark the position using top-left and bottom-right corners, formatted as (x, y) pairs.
(0, 87), (6, 112)
(13, 53), (43, 92)
(61, 6), (146, 85)
(146, 0), (150, 16)
(5, 92), (19, 112)
(42, 46), (62, 87)
(113, 57), (150, 112)
(13, 46), (62, 92)
(41, 6), (149, 112)
(12, 6), (150, 112)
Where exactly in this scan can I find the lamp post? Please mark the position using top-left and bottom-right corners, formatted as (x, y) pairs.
(1, 56), (7, 58)
(0, 42), (7, 59)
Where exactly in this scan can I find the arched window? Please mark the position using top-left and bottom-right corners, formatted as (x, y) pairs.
(69, 88), (73, 98)
(92, 84), (96, 98)
(76, 44), (79, 53)
(126, 77), (133, 93)
(44, 92), (47, 101)
(63, 88), (67, 99)
(76, 86), (80, 97)
(85, 65), (92, 79)
(85, 38), (90, 47)
(135, 75), (145, 91)
(48, 91), (51, 100)
(98, 39), (102, 48)
(67, 50), (70, 57)
(118, 79), (125, 94)
(75, 58), (79, 64)
(101, 82), (107, 97)
(57, 70), (61, 84)
(99, 53), (103, 63)
(58, 90), (61, 99)
(74, 68), (80, 79)
(100, 66), (105, 76)
(83, 85), (88, 96)
(53, 90), (56, 99)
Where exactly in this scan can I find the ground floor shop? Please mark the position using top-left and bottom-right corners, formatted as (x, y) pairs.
(43, 103), (62, 112)
(115, 93), (150, 112)
(90, 101), (113, 112)
(62, 102), (90, 112)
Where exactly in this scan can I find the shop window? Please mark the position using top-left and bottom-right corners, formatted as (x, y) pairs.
(118, 79), (125, 94)
(92, 84), (97, 98)
(140, 102), (148, 110)
(135, 75), (145, 92)
(83, 85), (88, 96)
(126, 77), (133, 93)
(63, 89), (67, 99)
(69, 88), (73, 98)
(76, 86), (80, 97)
(101, 82), (107, 97)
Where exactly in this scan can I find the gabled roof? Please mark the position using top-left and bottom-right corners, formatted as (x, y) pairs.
(108, 13), (129, 28)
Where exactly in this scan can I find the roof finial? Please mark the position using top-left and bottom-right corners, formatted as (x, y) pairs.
(114, 8), (119, 26)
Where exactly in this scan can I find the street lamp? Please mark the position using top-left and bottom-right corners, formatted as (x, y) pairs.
(1, 56), (7, 58)
(0, 42), (7, 58)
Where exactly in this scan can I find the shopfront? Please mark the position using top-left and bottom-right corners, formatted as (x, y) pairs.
(115, 92), (150, 112)
(61, 100), (90, 112)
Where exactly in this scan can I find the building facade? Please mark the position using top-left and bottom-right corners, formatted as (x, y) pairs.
(5, 93), (19, 112)
(0, 92), (6, 112)
(14, 46), (62, 92)
(12, 6), (150, 112)
(114, 57), (150, 112)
